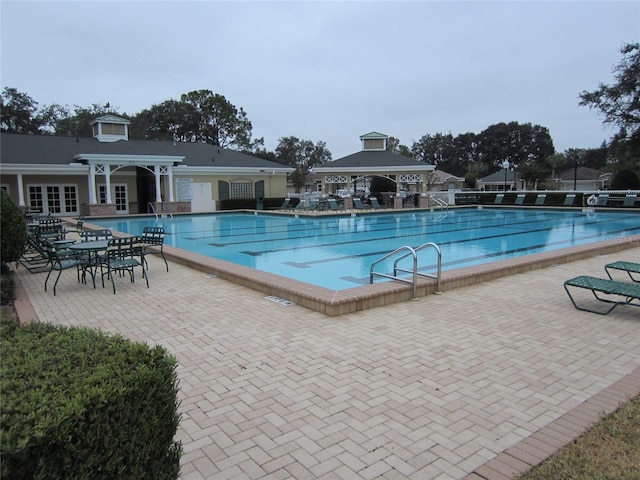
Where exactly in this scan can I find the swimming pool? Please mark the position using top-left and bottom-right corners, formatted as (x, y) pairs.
(92, 208), (640, 291)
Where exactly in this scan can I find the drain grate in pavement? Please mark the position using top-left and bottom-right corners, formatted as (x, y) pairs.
(265, 296), (295, 306)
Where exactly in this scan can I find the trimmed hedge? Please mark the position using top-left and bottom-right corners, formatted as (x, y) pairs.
(1, 320), (182, 480)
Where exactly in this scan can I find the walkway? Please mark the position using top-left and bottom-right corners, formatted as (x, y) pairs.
(13, 247), (640, 479)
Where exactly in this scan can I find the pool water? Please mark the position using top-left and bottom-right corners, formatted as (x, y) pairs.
(94, 208), (640, 290)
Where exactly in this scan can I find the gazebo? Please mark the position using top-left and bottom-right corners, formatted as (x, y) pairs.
(314, 132), (435, 208)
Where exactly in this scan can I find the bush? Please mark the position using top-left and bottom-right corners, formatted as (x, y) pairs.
(1, 263), (15, 306)
(1, 320), (182, 479)
(0, 190), (28, 267)
(610, 168), (640, 189)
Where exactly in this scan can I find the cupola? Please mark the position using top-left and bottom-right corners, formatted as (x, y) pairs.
(90, 115), (130, 142)
(359, 132), (388, 151)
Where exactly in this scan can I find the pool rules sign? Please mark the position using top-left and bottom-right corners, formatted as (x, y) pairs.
(176, 178), (193, 201)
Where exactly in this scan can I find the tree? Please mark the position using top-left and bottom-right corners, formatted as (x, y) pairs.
(275, 136), (332, 193)
(0, 87), (43, 134)
(411, 132), (455, 167)
(610, 168), (640, 189)
(130, 89), (263, 151)
(386, 136), (412, 157)
(49, 103), (123, 137)
(0, 190), (28, 268)
(579, 43), (640, 155)
(181, 90), (263, 149)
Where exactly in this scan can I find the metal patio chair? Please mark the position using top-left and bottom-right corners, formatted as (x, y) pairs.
(141, 226), (168, 272)
(101, 236), (149, 294)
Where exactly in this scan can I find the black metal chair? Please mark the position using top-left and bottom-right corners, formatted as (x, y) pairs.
(141, 227), (168, 272)
(101, 236), (149, 294)
(44, 245), (86, 296)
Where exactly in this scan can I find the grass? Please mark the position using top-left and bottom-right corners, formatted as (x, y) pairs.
(518, 395), (640, 480)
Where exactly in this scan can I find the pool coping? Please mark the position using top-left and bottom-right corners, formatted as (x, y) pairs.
(78, 212), (640, 316)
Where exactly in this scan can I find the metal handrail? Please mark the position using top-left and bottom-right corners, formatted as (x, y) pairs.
(148, 202), (158, 220)
(370, 242), (442, 299)
(393, 242), (442, 293)
(370, 246), (418, 298)
(429, 195), (448, 209)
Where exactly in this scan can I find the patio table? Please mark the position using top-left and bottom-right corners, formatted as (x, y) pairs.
(68, 240), (109, 288)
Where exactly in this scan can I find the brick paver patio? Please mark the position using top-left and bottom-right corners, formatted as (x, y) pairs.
(13, 246), (640, 479)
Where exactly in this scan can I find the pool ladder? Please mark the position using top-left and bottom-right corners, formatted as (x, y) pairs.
(370, 242), (442, 299)
(429, 195), (449, 209)
(148, 202), (174, 220)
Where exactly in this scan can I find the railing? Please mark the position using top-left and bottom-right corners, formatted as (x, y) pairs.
(429, 195), (449, 209)
(148, 202), (174, 220)
(370, 242), (442, 299)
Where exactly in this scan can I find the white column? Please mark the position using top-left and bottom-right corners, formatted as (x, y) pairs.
(16, 174), (25, 206)
(167, 165), (175, 202)
(89, 164), (97, 204)
(154, 165), (162, 202)
(104, 165), (112, 203)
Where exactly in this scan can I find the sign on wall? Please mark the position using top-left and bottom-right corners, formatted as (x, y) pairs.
(176, 178), (193, 201)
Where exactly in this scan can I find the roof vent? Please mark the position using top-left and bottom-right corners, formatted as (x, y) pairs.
(90, 115), (130, 142)
(359, 132), (388, 151)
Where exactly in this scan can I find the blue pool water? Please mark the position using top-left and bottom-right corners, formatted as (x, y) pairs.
(93, 208), (640, 290)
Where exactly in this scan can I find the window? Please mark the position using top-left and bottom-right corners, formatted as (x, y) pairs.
(98, 184), (129, 213)
(27, 184), (78, 215)
(100, 123), (126, 135)
(230, 181), (253, 199)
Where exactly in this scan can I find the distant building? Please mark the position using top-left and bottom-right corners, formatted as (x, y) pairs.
(549, 166), (611, 191)
(314, 132), (435, 196)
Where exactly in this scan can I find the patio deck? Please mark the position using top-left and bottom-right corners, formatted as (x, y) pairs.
(12, 244), (640, 479)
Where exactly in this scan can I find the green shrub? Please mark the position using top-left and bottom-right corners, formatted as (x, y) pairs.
(0, 190), (28, 267)
(1, 263), (15, 305)
(1, 320), (182, 480)
(610, 167), (640, 189)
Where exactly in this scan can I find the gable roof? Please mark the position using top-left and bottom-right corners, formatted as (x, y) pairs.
(554, 166), (600, 181)
(318, 150), (430, 169)
(0, 133), (290, 170)
(359, 131), (388, 139)
(478, 169), (516, 182)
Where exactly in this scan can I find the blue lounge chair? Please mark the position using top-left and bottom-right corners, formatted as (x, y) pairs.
(515, 194), (526, 205)
(535, 194), (546, 206)
(605, 261), (640, 283)
(370, 197), (382, 209)
(494, 194), (504, 205)
(563, 194), (576, 206)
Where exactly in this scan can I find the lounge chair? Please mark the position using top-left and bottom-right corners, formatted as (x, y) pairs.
(605, 261), (640, 283)
(515, 194), (526, 205)
(307, 199), (320, 211)
(564, 275), (640, 315)
(141, 226), (168, 272)
(370, 197), (382, 209)
(82, 229), (113, 241)
(327, 198), (342, 211)
(353, 198), (367, 210)
(291, 200), (306, 211)
(622, 194), (638, 207)
(563, 194), (576, 206)
(279, 198), (291, 210)
(595, 194), (609, 207)
(493, 194), (504, 205)
(63, 218), (84, 239)
(535, 194), (546, 206)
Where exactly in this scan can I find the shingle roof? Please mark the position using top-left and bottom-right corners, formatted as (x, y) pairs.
(0, 133), (288, 170)
(320, 150), (429, 168)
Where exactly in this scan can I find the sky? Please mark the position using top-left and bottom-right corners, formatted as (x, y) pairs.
(1, 1), (639, 160)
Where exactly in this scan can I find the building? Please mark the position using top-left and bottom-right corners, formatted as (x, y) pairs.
(0, 116), (292, 216)
(549, 166), (611, 191)
(313, 132), (435, 198)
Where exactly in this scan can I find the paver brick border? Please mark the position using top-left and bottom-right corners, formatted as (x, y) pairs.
(464, 365), (640, 480)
